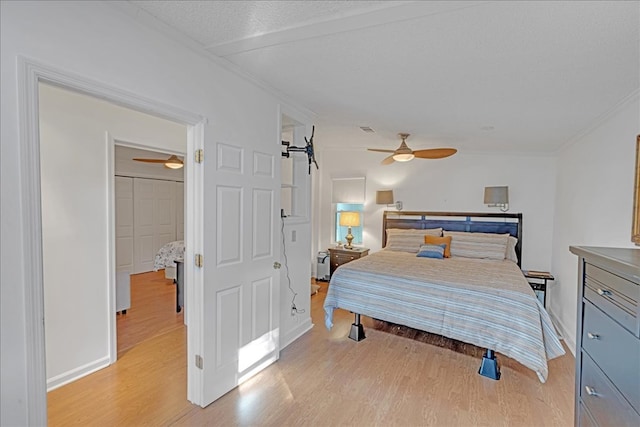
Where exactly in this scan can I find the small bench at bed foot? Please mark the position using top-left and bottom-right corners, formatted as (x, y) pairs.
(478, 349), (501, 380)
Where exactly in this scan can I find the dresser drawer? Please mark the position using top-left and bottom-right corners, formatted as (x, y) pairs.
(333, 252), (358, 264)
(585, 263), (639, 337)
(580, 353), (640, 427)
(582, 301), (640, 411)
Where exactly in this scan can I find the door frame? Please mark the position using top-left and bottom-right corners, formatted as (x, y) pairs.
(18, 57), (205, 423)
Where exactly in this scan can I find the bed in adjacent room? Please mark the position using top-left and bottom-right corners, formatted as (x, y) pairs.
(324, 211), (565, 382)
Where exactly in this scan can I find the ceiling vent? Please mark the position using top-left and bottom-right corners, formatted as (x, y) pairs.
(360, 126), (375, 133)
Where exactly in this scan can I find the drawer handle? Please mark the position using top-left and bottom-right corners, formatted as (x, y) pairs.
(584, 386), (599, 397)
(596, 288), (612, 297)
(586, 332), (600, 340)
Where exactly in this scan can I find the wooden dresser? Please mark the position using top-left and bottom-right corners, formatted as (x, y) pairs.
(570, 246), (640, 427)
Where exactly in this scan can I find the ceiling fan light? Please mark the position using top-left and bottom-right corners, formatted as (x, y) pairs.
(164, 161), (183, 169)
(393, 153), (414, 162)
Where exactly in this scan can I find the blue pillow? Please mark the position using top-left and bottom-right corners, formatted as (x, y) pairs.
(416, 244), (446, 259)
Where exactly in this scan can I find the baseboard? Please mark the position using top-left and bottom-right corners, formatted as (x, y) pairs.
(280, 317), (313, 349)
(46, 355), (110, 392)
(548, 309), (576, 357)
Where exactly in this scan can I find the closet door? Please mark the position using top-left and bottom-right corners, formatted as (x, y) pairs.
(115, 176), (134, 273)
(133, 178), (177, 273)
(176, 181), (184, 241)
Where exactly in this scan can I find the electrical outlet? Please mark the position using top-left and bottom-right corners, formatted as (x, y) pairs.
(291, 230), (296, 242)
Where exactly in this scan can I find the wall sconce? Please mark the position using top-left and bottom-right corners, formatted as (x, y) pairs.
(376, 189), (403, 211)
(339, 211), (361, 249)
(484, 186), (509, 212)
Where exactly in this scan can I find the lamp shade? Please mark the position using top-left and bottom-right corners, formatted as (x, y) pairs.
(376, 190), (394, 205)
(339, 211), (361, 227)
(484, 186), (509, 204)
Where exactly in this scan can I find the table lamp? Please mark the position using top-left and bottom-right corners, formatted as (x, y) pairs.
(339, 211), (360, 249)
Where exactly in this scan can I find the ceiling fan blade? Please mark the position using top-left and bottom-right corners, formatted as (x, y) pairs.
(367, 148), (395, 153)
(132, 158), (170, 163)
(413, 148), (457, 159)
(381, 154), (396, 165)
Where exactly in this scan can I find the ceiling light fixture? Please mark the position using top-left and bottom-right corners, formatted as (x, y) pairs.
(164, 156), (184, 169)
(392, 152), (415, 162)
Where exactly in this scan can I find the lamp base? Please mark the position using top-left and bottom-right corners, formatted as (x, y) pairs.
(345, 227), (354, 249)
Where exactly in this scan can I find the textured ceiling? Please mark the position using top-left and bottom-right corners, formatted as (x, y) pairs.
(124, 1), (640, 153)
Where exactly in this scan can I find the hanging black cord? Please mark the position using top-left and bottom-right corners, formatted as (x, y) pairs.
(281, 216), (305, 315)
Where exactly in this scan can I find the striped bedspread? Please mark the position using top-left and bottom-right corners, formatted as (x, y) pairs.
(324, 250), (565, 382)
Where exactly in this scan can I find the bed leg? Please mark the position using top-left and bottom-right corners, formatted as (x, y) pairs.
(478, 349), (501, 380)
(348, 313), (366, 341)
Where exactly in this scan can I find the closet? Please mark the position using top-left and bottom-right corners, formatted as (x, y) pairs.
(116, 177), (183, 274)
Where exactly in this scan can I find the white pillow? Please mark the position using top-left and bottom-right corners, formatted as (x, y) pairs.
(386, 228), (443, 253)
(443, 231), (509, 260)
(506, 236), (518, 263)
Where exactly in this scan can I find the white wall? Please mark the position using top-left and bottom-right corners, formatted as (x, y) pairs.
(314, 147), (557, 271)
(1, 2), (312, 424)
(551, 93), (639, 353)
(280, 145), (313, 347)
(39, 83), (186, 390)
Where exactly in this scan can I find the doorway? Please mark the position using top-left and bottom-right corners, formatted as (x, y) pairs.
(39, 82), (189, 391)
(113, 144), (187, 357)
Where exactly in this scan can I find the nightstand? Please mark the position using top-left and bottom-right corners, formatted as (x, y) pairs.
(328, 247), (369, 277)
(522, 270), (554, 308)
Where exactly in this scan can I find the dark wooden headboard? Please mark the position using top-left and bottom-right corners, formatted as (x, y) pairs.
(382, 211), (523, 267)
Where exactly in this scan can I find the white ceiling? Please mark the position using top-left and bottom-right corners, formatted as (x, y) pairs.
(123, 1), (639, 153)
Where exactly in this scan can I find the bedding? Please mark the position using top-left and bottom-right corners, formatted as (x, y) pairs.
(324, 249), (565, 382)
(424, 234), (452, 257)
(443, 230), (509, 260)
(416, 244), (446, 258)
(153, 240), (185, 271)
(385, 228), (442, 253)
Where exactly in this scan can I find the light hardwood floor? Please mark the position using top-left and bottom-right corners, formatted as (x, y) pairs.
(48, 279), (575, 426)
(116, 270), (184, 357)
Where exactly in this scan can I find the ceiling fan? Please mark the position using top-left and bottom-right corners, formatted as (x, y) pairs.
(368, 133), (457, 165)
(133, 154), (183, 169)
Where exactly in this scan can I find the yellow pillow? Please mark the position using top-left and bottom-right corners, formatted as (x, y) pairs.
(424, 235), (452, 258)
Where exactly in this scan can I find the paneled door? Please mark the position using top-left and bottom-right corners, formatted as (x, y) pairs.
(198, 140), (281, 406)
(176, 181), (184, 241)
(115, 176), (134, 273)
(133, 178), (177, 273)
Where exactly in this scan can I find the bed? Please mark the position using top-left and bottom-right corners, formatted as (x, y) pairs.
(153, 240), (185, 280)
(324, 211), (565, 382)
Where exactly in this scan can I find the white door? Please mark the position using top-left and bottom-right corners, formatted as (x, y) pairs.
(133, 178), (177, 273)
(115, 176), (134, 273)
(198, 141), (281, 406)
(176, 181), (184, 241)
(156, 180), (177, 249)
